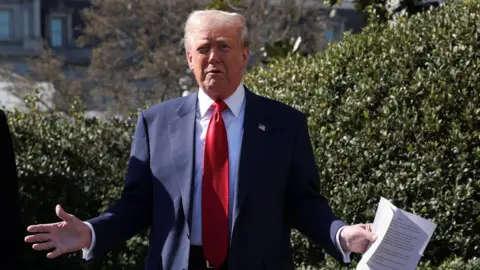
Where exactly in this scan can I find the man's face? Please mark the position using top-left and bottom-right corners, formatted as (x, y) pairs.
(187, 23), (249, 100)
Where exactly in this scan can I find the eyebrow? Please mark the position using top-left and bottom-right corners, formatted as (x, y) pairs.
(197, 40), (231, 50)
(199, 36), (232, 43)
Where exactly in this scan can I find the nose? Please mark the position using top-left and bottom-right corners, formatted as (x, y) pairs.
(208, 48), (220, 64)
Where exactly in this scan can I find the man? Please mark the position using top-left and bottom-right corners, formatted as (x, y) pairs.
(25, 10), (376, 270)
(1, 109), (23, 269)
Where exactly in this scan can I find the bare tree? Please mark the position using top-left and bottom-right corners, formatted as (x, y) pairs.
(2, 45), (84, 112)
(26, 46), (86, 112)
(77, 0), (209, 113)
(211, 0), (331, 56)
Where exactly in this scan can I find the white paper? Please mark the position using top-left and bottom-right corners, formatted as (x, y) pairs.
(356, 197), (437, 270)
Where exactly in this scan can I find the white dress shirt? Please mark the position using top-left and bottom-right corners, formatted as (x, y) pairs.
(83, 83), (350, 262)
(191, 83), (246, 245)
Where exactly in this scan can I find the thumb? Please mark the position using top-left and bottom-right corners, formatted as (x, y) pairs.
(56, 204), (74, 222)
(364, 230), (378, 242)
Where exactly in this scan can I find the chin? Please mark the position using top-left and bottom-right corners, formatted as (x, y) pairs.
(205, 79), (227, 89)
(204, 84), (232, 99)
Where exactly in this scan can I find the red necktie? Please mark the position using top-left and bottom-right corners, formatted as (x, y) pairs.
(202, 100), (229, 268)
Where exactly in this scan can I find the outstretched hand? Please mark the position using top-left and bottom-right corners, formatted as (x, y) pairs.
(24, 205), (92, 258)
(339, 223), (377, 254)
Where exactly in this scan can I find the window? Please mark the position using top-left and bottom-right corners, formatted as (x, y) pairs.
(324, 29), (335, 42)
(0, 10), (11, 40)
(324, 20), (345, 43)
(50, 16), (67, 47)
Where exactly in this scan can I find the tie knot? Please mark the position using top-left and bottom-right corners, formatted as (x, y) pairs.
(212, 100), (228, 113)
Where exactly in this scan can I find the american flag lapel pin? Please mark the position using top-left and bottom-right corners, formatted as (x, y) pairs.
(258, 123), (266, 131)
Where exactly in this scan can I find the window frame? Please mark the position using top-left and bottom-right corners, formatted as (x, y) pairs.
(48, 13), (71, 48)
(324, 18), (345, 43)
(0, 9), (13, 40)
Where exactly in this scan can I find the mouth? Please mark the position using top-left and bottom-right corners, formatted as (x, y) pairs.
(206, 70), (223, 74)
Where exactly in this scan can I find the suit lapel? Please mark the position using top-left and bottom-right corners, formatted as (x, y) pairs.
(167, 89), (267, 240)
(169, 92), (198, 232)
(232, 88), (267, 235)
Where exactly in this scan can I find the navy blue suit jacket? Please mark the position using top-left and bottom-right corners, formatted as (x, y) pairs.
(88, 87), (346, 269)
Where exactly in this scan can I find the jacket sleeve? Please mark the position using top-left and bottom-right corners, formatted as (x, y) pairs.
(286, 112), (347, 264)
(87, 111), (153, 258)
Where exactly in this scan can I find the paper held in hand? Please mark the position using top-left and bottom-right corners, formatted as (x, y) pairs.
(356, 197), (437, 270)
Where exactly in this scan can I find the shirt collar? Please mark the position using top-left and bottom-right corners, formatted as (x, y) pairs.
(198, 83), (245, 118)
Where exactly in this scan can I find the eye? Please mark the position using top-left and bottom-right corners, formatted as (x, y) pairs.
(219, 43), (230, 51)
(197, 46), (209, 54)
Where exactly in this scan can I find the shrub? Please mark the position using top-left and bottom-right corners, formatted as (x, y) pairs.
(417, 256), (480, 270)
(244, 0), (479, 267)
(11, 96), (145, 270)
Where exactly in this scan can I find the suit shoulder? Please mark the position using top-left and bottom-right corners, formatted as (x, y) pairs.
(140, 95), (187, 120)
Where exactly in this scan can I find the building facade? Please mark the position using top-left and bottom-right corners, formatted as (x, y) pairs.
(0, 0), (91, 66)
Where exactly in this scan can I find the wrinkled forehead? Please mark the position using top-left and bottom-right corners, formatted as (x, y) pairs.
(195, 30), (234, 43)
(189, 23), (242, 47)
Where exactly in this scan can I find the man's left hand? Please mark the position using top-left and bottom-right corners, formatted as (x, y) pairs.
(339, 224), (377, 253)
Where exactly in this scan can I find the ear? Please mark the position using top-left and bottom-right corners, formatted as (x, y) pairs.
(186, 50), (194, 71)
(241, 47), (250, 67)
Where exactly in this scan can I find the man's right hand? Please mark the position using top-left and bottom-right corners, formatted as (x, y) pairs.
(24, 204), (92, 259)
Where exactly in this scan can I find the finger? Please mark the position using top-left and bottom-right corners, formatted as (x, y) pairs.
(357, 223), (374, 234)
(33, 241), (55, 251)
(56, 204), (74, 222)
(27, 223), (58, 233)
(47, 248), (63, 259)
(25, 233), (51, 243)
(356, 223), (368, 230)
(365, 230), (377, 242)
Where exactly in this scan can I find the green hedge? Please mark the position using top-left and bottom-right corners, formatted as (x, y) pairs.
(244, 0), (479, 267)
(12, 0), (479, 269)
(12, 97), (143, 270)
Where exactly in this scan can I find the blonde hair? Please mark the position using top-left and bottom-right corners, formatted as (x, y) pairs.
(184, 10), (249, 50)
